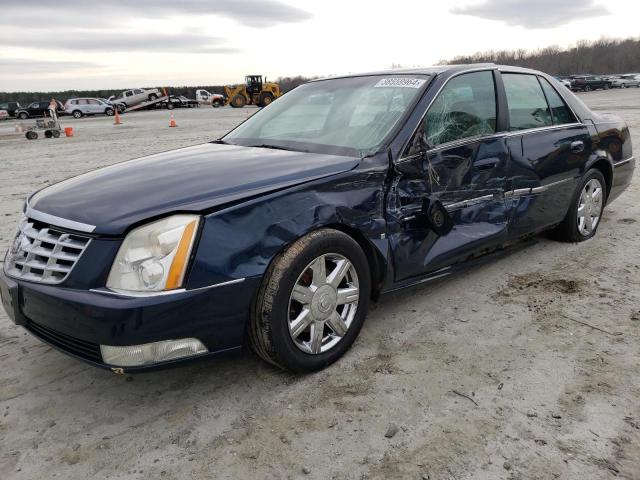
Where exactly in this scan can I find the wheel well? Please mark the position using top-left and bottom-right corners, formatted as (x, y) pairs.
(590, 158), (613, 200)
(325, 224), (387, 300)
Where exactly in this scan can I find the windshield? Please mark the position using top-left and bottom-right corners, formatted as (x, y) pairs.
(223, 75), (430, 157)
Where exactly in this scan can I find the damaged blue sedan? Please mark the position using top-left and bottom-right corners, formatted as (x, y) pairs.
(0, 64), (635, 373)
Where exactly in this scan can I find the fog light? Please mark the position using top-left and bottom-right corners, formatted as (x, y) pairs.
(100, 338), (208, 367)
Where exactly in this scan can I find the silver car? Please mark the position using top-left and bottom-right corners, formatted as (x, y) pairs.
(611, 75), (640, 88)
(65, 98), (116, 118)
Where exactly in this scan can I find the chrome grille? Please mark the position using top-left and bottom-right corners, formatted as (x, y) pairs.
(4, 217), (90, 284)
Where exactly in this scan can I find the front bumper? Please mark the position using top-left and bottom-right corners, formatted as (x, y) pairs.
(0, 268), (260, 372)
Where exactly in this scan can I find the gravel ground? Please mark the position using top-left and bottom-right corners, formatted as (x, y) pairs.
(0, 89), (638, 480)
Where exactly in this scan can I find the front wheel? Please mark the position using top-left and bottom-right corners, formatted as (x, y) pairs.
(231, 95), (246, 108)
(18, 112), (28, 119)
(148, 93), (158, 101)
(72, 110), (82, 118)
(259, 93), (274, 107)
(105, 107), (114, 116)
(249, 229), (371, 372)
(551, 169), (606, 242)
(584, 85), (592, 92)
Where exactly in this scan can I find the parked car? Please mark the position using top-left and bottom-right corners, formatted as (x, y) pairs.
(15, 101), (64, 119)
(158, 95), (199, 110)
(1, 65), (634, 373)
(570, 75), (612, 92)
(554, 76), (572, 88)
(196, 89), (225, 107)
(0, 101), (22, 117)
(109, 88), (161, 109)
(99, 98), (126, 113)
(64, 98), (116, 118)
(611, 75), (640, 88)
(0, 110), (9, 120)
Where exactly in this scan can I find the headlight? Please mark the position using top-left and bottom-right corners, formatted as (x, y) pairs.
(106, 215), (200, 293)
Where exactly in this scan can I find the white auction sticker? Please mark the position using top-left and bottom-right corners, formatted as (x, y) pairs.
(374, 78), (426, 89)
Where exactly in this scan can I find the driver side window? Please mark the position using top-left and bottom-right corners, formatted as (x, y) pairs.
(424, 71), (497, 146)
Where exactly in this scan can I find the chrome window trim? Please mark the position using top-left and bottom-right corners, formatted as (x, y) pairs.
(26, 204), (96, 233)
(409, 123), (586, 156)
(89, 278), (246, 298)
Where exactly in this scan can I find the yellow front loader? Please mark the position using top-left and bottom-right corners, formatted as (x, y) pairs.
(224, 75), (281, 108)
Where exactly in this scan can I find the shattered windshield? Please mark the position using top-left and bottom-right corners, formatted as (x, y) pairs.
(223, 75), (430, 157)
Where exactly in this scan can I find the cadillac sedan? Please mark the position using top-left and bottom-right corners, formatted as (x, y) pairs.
(0, 64), (635, 373)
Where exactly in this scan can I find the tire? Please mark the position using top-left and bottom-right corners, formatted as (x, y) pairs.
(44, 130), (53, 138)
(231, 95), (246, 108)
(212, 100), (222, 108)
(148, 93), (158, 101)
(249, 229), (371, 373)
(117, 104), (126, 113)
(604, 84), (610, 90)
(72, 110), (82, 119)
(584, 85), (592, 92)
(18, 112), (28, 119)
(259, 93), (274, 107)
(166, 102), (175, 110)
(105, 107), (114, 116)
(52, 130), (60, 138)
(25, 131), (37, 140)
(551, 169), (606, 243)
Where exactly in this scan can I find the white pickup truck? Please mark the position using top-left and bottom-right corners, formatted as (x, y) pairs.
(196, 89), (225, 107)
(109, 88), (162, 108)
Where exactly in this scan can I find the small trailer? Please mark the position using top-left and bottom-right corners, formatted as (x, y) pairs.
(25, 117), (62, 140)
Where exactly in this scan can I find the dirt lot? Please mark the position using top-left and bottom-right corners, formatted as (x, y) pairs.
(0, 89), (639, 480)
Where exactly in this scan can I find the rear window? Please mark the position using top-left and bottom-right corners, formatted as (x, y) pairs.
(539, 78), (576, 125)
(502, 73), (552, 131)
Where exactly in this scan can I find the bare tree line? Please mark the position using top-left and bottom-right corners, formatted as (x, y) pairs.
(0, 77), (310, 104)
(445, 37), (640, 75)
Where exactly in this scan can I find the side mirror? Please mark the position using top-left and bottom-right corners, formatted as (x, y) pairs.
(396, 130), (432, 176)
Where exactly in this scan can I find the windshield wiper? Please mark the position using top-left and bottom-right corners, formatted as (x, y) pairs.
(248, 144), (308, 153)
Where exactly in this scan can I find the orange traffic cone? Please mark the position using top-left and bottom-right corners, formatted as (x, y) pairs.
(114, 109), (122, 125)
(169, 112), (177, 127)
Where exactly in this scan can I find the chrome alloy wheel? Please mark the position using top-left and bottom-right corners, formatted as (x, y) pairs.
(577, 178), (604, 236)
(287, 253), (359, 354)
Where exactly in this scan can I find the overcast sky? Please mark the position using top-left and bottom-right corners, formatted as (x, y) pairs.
(0, 0), (637, 92)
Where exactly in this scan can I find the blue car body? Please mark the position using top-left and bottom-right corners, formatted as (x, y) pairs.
(0, 64), (635, 372)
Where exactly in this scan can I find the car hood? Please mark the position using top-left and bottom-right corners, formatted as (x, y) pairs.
(29, 143), (360, 235)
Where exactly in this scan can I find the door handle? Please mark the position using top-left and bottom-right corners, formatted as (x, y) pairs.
(571, 141), (585, 153)
(474, 157), (500, 170)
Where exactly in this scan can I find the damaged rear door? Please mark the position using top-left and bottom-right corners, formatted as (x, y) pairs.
(388, 70), (511, 282)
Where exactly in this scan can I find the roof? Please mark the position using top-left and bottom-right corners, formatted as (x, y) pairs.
(312, 63), (545, 82)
